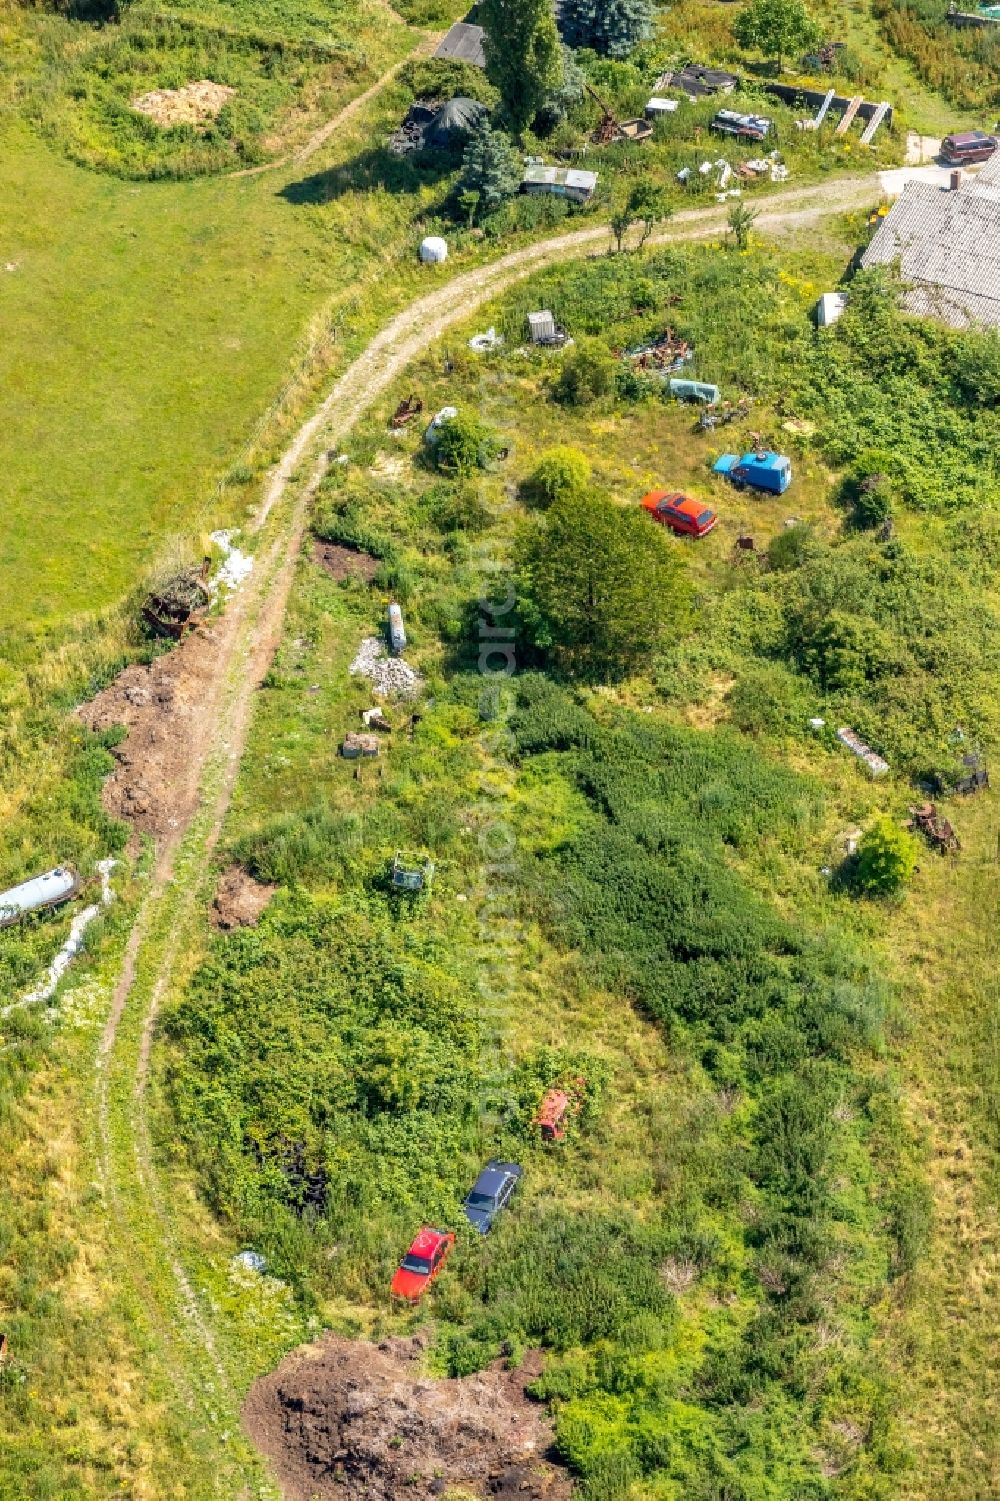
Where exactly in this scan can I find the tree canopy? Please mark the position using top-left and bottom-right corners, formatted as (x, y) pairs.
(733, 0), (821, 66)
(517, 490), (690, 678)
(460, 121), (522, 215)
(558, 0), (655, 58)
(480, 0), (563, 135)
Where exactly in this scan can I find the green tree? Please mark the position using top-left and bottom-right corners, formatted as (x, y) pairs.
(434, 411), (499, 474)
(630, 181), (670, 248)
(611, 183), (670, 252)
(727, 201), (760, 250)
(538, 44), (586, 129)
(517, 490), (689, 677)
(733, 0), (821, 67)
(553, 336), (617, 405)
(854, 817), (918, 896)
(523, 446), (592, 507)
(458, 187), (481, 228)
(481, 0), (563, 135)
(459, 122), (522, 216)
(558, 0), (655, 58)
(610, 197), (635, 254)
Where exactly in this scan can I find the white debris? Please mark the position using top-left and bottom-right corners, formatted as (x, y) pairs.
(209, 530), (254, 598)
(817, 292), (848, 327)
(4, 860), (116, 1017)
(715, 158), (732, 187)
(469, 327), (504, 353)
(676, 166), (691, 183)
(349, 637), (423, 699)
(837, 727), (889, 777)
(699, 160), (713, 176)
(232, 1250), (267, 1274)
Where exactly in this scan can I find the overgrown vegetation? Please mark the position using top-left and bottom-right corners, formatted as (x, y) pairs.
(152, 236), (1000, 1498)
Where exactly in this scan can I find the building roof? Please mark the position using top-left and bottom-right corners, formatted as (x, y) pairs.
(433, 21), (486, 68)
(860, 165), (1000, 328)
(522, 165), (598, 191)
(654, 65), (739, 98)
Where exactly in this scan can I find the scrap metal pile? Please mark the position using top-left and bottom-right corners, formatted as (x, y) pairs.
(143, 566), (210, 639)
(623, 328), (693, 373)
(908, 803), (961, 854)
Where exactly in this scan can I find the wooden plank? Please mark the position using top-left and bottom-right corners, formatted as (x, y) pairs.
(860, 100), (891, 145)
(813, 87), (836, 127)
(835, 95), (864, 135)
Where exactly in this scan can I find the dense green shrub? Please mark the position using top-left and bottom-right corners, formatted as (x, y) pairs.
(434, 411), (501, 475)
(553, 337), (617, 406)
(521, 445), (592, 507)
(854, 817), (919, 897)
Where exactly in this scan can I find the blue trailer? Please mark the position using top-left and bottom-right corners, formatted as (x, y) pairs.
(713, 450), (792, 494)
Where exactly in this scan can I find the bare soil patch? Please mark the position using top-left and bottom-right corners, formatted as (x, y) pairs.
(212, 865), (275, 930)
(132, 81), (236, 129)
(78, 628), (226, 846)
(312, 538), (378, 583)
(243, 1334), (573, 1501)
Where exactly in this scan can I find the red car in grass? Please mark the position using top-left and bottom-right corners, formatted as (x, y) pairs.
(390, 1227), (455, 1301)
(642, 490), (717, 539)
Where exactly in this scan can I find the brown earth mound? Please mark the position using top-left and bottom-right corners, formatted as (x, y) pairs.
(132, 80), (236, 128)
(77, 627), (224, 846)
(243, 1334), (573, 1501)
(313, 538), (378, 583)
(212, 865), (275, 929)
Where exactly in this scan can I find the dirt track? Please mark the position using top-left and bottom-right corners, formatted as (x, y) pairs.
(89, 167), (900, 1495)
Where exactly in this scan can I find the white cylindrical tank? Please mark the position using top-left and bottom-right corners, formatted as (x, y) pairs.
(388, 602), (406, 656)
(419, 236), (448, 264)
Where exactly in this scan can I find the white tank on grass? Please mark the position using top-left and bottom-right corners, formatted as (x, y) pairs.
(419, 235), (448, 264)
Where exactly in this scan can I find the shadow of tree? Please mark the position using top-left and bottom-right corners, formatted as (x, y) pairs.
(279, 145), (462, 206)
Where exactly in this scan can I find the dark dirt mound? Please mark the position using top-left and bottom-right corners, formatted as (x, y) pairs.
(212, 865), (275, 929)
(243, 1334), (573, 1501)
(313, 538), (378, 583)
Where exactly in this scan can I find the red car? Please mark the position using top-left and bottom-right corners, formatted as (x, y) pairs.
(390, 1227), (455, 1301)
(642, 490), (717, 539)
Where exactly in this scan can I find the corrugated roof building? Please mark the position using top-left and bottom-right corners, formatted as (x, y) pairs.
(433, 21), (487, 68)
(860, 155), (1000, 328)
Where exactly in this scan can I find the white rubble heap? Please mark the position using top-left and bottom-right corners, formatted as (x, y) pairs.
(208, 530), (254, 598)
(349, 637), (423, 698)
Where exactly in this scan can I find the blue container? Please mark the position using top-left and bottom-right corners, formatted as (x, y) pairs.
(713, 450), (791, 494)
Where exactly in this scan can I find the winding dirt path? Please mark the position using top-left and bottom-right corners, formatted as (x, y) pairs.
(96, 168), (896, 1488)
(231, 26), (441, 181)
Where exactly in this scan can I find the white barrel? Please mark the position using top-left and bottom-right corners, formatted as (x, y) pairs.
(419, 236), (448, 264)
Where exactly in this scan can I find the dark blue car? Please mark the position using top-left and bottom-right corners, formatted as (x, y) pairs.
(462, 1160), (522, 1233)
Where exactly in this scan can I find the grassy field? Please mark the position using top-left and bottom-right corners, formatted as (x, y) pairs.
(0, 0), (995, 1492)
